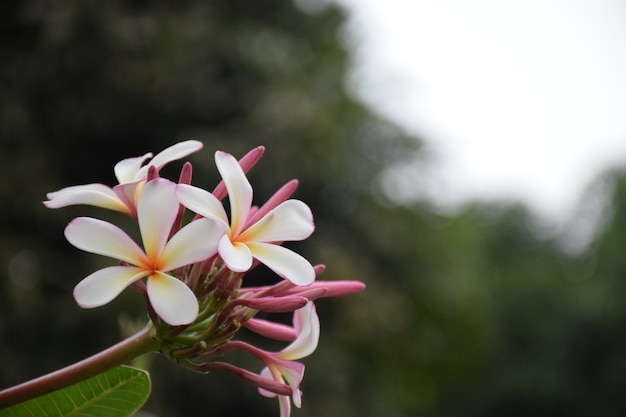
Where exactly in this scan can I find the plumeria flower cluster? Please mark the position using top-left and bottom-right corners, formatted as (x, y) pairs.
(45, 141), (364, 417)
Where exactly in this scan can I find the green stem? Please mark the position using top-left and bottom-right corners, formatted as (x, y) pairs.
(0, 322), (158, 409)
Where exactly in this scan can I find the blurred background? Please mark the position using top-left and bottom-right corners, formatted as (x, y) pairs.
(2, 1), (626, 416)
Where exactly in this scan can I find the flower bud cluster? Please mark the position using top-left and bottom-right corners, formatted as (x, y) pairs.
(45, 141), (364, 417)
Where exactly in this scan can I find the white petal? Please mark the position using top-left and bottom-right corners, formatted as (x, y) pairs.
(74, 266), (146, 308)
(135, 140), (203, 180)
(114, 153), (152, 184)
(218, 235), (253, 272)
(112, 180), (144, 216)
(281, 362), (304, 408)
(146, 271), (199, 325)
(257, 367), (294, 417)
(65, 218), (148, 266)
(271, 360), (305, 408)
(239, 200), (314, 243)
(45, 184), (129, 213)
(160, 218), (223, 270)
(215, 151), (252, 237)
(281, 303), (320, 360)
(278, 392), (292, 417)
(176, 184), (229, 227)
(137, 179), (179, 259)
(247, 242), (315, 286)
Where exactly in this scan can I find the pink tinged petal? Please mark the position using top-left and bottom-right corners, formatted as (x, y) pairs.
(159, 218), (223, 270)
(73, 266), (147, 308)
(262, 360), (305, 408)
(245, 180), (299, 227)
(176, 184), (229, 228)
(243, 318), (298, 341)
(246, 242), (315, 286)
(114, 153), (152, 184)
(112, 181), (143, 215)
(259, 367), (293, 417)
(281, 303), (320, 360)
(215, 151), (253, 236)
(277, 363), (304, 408)
(218, 235), (253, 272)
(64, 217), (148, 267)
(213, 146), (266, 200)
(44, 184), (130, 213)
(146, 271), (199, 325)
(278, 394), (292, 417)
(240, 200), (314, 243)
(137, 179), (179, 260)
(136, 140), (203, 179)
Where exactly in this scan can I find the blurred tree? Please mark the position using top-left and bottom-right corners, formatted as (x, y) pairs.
(3, 1), (626, 417)
(0, 1), (419, 416)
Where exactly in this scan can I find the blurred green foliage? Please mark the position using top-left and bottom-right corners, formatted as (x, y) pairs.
(2, 1), (626, 416)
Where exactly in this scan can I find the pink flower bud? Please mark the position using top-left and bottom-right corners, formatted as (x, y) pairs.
(232, 296), (309, 313)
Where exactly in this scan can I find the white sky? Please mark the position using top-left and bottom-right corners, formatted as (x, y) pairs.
(331, 0), (626, 223)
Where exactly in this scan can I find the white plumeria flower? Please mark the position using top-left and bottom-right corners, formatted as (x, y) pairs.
(65, 178), (223, 326)
(176, 150), (316, 286)
(45, 140), (203, 217)
(258, 302), (320, 417)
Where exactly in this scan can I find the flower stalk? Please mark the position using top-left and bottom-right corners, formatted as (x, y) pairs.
(0, 323), (158, 409)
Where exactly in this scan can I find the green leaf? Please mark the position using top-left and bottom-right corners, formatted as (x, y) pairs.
(0, 366), (151, 417)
